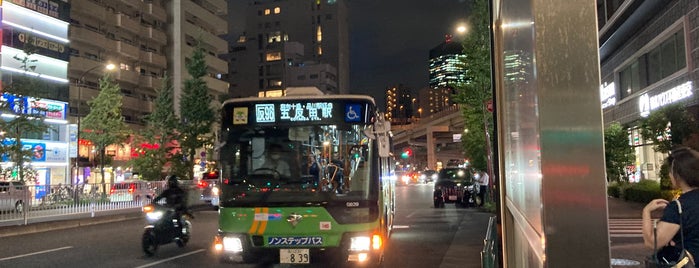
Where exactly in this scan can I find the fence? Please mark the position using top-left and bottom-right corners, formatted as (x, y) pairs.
(0, 180), (203, 226)
(481, 216), (499, 268)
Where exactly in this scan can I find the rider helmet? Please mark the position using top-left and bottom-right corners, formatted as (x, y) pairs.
(167, 175), (179, 188)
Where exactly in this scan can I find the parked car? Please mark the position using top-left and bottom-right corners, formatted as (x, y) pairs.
(198, 178), (220, 209)
(0, 181), (29, 213)
(109, 180), (156, 202)
(420, 169), (438, 183)
(433, 167), (478, 208)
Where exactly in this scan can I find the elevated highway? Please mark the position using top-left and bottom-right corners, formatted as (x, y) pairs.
(391, 106), (466, 170)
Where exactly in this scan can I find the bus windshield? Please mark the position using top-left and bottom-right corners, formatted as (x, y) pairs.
(219, 123), (376, 206)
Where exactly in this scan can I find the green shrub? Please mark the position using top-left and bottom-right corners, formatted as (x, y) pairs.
(624, 179), (661, 203)
(607, 181), (630, 198)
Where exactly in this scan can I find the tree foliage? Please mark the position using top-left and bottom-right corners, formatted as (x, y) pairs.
(178, 40), (218, 180)
(638, 103), (699, 190)
(131, 73), (180, 181)
(81, 74), (130, 192)
(453, 0), (492, 172)
(0, 46), (51, 183)
(604, 122), (635, 182)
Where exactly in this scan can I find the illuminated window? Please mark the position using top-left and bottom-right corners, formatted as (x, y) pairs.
(274, 7), (281, 14)
(266, 52), (282, 61)
(316, 25), (322, 42)
(264, 9), (270, 15)
(317, 46), (323, 55)
(120, 63), (130, 71)
(266, 90), (283, 97)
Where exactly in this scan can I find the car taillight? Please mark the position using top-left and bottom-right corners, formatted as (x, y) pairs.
(198, 181), (208, 188)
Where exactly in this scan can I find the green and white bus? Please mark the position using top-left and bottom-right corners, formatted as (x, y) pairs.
(213, 91), (395, 266)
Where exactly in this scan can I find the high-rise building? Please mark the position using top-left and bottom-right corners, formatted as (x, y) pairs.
(166, 0), (228, 112)
(426, 36), (464, 115)
(385, 84), (413, 125)
(226, 0), (349, 97)
(68, 0), (228, 169)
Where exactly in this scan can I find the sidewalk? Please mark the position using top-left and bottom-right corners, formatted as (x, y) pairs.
(607, 196), (646, 219)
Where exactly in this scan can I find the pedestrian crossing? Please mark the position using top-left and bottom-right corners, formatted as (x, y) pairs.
(609, 219), (643, 238)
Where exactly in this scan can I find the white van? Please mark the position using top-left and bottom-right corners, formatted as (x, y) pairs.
(0, 181), (29, 212)
(109, 180), (156, 202)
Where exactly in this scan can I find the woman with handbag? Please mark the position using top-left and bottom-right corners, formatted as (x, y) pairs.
(642, 147), (699, 267)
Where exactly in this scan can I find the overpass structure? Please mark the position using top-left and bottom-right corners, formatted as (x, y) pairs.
(391, 106), (466, 170)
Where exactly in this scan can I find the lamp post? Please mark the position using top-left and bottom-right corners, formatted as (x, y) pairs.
(74, 63), (115, 187)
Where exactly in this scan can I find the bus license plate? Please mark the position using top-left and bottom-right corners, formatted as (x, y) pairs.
(448, 195), (458, 201)
(280, 249), (310, 264)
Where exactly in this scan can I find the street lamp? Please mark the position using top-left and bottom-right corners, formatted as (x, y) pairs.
(74, 63), (115, 185)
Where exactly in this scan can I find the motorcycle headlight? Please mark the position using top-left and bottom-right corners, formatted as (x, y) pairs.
(146, 211), (164, 221)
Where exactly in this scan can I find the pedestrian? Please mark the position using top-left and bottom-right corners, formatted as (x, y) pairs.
(478, 171), (489, 206)
(642, 146), (699, 265)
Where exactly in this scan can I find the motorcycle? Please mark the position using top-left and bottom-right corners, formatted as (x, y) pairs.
(141, 203), (192, 256)
(463, 182), (482, 207)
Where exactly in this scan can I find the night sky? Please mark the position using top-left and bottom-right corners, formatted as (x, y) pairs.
(347, 0), (472, 103)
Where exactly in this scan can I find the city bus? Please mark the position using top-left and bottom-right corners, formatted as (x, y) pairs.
(212, 91), (394, 266)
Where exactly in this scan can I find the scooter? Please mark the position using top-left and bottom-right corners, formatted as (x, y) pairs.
(141, 203), (192, 256)
(463, 182), (482, 207)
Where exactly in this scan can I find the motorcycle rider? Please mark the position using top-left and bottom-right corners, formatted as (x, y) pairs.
(153, 175), (190, 233)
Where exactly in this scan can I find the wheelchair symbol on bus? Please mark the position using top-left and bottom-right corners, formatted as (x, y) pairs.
(345, 104), (362, 122)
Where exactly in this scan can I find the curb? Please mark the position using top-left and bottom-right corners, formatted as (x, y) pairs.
(0, 203), (211, 238)
(0, 212), (143, 238)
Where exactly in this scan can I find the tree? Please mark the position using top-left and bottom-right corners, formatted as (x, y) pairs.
(131, 73), (180, 181)
(453, 0), (492, 172)
(0, 45), (52, 183)
(80, 74), (130, 194)
(639, 103), (699, 190)
(178, 40), (218, 180)
(604, 122), (635, 182)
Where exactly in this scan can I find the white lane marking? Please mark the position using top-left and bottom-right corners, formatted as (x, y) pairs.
(405, 211), (418, 218)
(393, 225), (410, 229)
(0, 246), (73, 261)
(134, 249), (206, 268)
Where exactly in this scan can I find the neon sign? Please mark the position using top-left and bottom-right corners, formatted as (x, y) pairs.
(639, 81), (693, 117)
(600, 82), (616, 109)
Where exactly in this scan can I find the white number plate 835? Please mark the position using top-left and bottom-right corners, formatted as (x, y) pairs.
(280, 249), (310, 264)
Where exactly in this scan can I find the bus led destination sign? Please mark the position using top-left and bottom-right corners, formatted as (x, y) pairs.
(255, 102), (334, 123)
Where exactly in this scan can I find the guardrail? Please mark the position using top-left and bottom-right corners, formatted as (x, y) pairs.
(0, 181), (205, 227)
(481, 215), (499, 268)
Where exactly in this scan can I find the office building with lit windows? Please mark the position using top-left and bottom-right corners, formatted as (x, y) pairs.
(598, 0), (698, 181)
(426, 36), (465, 115)
(226, 0), (349, 97)
(0, 1), (72, 188)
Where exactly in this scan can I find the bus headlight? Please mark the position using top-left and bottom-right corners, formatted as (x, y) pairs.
(221, 236), (243, 252)
(350, 236), (371, 251)
(349, 235), (382, 252)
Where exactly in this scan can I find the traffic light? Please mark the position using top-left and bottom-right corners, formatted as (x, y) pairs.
(401, 148), (413, 159)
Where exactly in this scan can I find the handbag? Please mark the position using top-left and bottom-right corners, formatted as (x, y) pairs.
(645, 199), (696, 268)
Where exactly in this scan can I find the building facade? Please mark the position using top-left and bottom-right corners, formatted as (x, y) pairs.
(0, 0), (72, 192)
(598, 0), (699, 181)
(385, 84), (413, 125)
(69, 0), (227, 182)
(226, 0), (349, 97)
